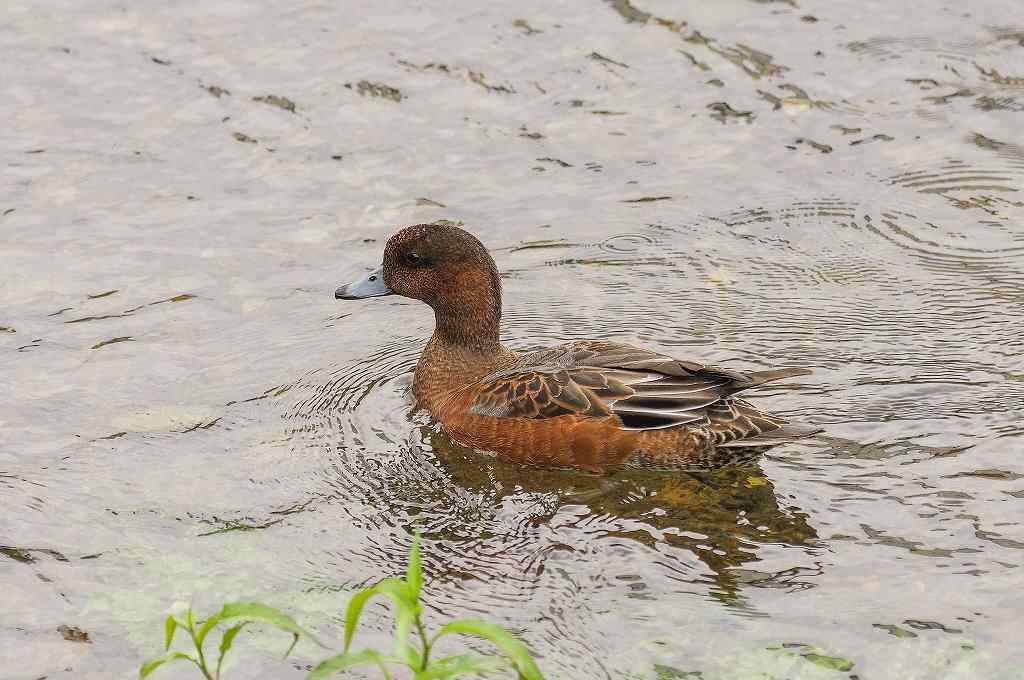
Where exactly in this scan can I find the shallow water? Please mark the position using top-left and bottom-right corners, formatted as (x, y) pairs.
(2, 0), (1023, 678)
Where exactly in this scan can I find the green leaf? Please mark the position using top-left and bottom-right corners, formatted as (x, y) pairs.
(343, 587), (379, 653)
(375, 579), (419, 664)
(195, 602), (322, 653)
(168, 602), (193, 631)
(307, 649), (394, 680)
(406, 536), (423, 601)
(343, 578), (414, 653)
(419, 653), (507, 679)
(139, 651), (198, 678)
(374, 579), (416, 613)
(393, 600), (420, 667)
(219, 622), (247, 657)
(163, 616), (177, 651)
(216, 622), (248, 678)
(432, 620), (543, 680)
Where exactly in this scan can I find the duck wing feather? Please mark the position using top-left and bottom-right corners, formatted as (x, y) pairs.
(468, 340), (811, 434)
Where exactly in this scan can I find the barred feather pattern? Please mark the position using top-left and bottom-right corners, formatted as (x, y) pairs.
(468, 340), (808, 445)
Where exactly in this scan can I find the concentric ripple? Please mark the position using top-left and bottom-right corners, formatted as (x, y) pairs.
(289, 336), (422, 419)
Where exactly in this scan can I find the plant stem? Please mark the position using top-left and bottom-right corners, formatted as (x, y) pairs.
(415, 616), (431, 671)
(187, 625), (215, 680)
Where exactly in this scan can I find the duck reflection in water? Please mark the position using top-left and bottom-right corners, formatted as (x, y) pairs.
(418, 427), (820, 612)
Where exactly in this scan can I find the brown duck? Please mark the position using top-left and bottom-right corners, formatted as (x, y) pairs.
(335, 223), (818, 471)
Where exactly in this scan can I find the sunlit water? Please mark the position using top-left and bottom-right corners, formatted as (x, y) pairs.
(2, 0), (1022, 678)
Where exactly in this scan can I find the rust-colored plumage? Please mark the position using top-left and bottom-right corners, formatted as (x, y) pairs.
(336, 223), (819, 471)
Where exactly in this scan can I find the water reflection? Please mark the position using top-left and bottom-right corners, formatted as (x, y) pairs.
(424, 429), (818, 614)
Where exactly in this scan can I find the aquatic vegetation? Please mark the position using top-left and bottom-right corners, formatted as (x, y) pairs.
(348, 80), (403, 102)
(767, 643), (855, 672)
(140, 601), (314, 680)
(140, 539), (544, 679)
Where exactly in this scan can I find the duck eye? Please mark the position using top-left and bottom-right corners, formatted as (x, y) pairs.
(405, 251), (423, 265)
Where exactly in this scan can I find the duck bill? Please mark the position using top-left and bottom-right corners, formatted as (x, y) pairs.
(335, 267), (393, 299)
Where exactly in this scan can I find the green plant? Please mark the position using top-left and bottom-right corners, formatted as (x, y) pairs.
(310, 539), (543, 680)
(140, 601), (320, 679)
(140, 539), (544, 680)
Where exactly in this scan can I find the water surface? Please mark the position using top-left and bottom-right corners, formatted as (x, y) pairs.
(2, 0), (1022, 678)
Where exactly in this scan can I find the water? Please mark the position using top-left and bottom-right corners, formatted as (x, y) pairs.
(2, 0), (1022, 677)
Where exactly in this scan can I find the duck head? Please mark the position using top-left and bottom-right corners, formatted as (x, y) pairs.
(335, 223), (502, 350)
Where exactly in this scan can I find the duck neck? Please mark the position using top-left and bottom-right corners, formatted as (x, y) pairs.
(412, 256), (508, 414)
(430, 297), (501, 355)
(428, 257), (503, 354)
(414, 299), (505, 415)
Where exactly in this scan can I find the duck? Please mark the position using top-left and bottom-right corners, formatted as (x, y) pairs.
(335, 223), (818, 471)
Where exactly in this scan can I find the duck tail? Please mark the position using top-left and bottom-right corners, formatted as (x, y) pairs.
(744, 366), (812, 386)
(710, 365), (812, 391)
(717, 421), (823, 448)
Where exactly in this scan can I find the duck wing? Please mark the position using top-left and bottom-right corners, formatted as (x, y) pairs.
(468, 340), (811, 435)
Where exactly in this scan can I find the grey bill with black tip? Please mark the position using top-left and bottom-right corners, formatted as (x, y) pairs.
(335, 267), (393, 299)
